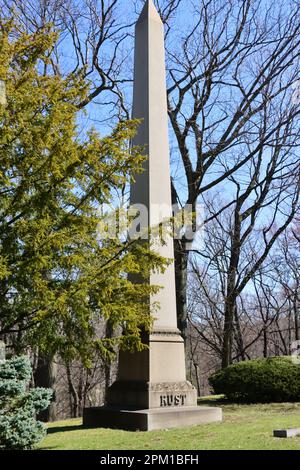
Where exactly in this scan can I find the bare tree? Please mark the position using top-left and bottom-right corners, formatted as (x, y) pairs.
(190, 145), (300, 367)
(167, 0), (300, 343)
(271, 223), (300, 344)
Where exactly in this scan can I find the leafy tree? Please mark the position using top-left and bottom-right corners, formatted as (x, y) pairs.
(0, 20), (166, 364)
(0, 355), (52, 449)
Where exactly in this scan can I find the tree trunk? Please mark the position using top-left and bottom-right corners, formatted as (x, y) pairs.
(221, 209), (241, 368)
(222, 301), (234, 368)
(193, 362), (201, 397)
(66, 363), (79, 418)
(104, 319), (114, 403)
(174, 239), (189, 342)
(234, 307), (246, 361)
(34, 355), (57, 422)
(294, 292), (299, 342)
(263, 327), (268, 358)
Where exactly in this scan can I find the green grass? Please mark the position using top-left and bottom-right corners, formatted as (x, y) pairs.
(39, 398), (300, 450)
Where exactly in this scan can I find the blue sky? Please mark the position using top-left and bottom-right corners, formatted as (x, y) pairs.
(16, 0), (297, 234)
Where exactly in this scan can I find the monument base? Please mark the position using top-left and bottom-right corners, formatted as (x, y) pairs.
(83, 406), (222, 431)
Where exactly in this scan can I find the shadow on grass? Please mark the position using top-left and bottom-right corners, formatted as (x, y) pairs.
(38, 445), (61, 450)
(198, 397), (300, 409)
(198, 397), (231, 406)
(46, 425), (84, 435)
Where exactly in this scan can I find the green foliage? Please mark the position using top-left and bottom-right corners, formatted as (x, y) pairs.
(0, 20), (167, 362)
(209, 357), (300, 403)
(0, 356), (52, 449)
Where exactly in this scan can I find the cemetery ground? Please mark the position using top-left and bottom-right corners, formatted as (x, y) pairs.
(39, 397), (300, 450)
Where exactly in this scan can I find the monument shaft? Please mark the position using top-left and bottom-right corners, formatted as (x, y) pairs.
(83, 1), (222, 430)
(107, 0), (194, 408)
(131, 0), (177, 332)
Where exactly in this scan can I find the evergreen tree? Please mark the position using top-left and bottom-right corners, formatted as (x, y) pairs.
(0, 20), (167, 364)
(0, 355), (52, 449)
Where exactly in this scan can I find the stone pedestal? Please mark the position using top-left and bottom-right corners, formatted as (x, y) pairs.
(83, 406), (222, 432)
(107, 330), (194, 409)
(83, 330), (222, 430)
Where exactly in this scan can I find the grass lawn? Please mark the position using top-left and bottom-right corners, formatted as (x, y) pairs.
(39, 398), (300, 450)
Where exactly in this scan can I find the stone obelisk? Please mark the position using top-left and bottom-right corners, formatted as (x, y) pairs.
(83, 0), (222, 431)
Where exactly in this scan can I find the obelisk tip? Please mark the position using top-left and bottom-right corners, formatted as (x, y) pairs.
(136, 0), (162, 25)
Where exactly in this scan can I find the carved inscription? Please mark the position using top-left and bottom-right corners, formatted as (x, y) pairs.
(160, 394), (186, 407)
